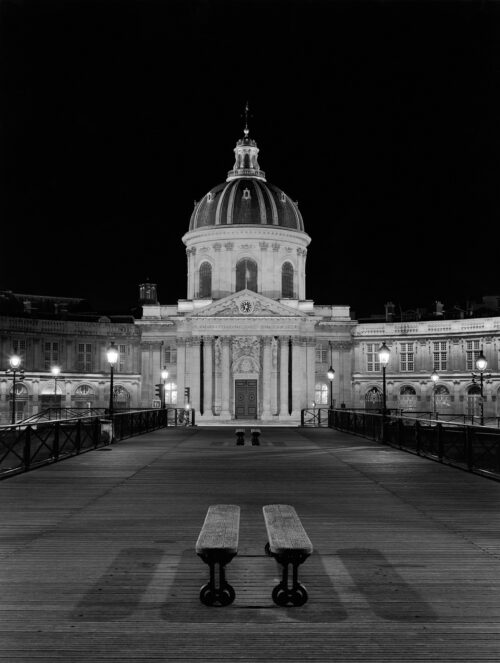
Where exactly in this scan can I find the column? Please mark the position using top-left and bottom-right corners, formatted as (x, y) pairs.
(306, 337), (316, 408)
(220, 337), (231, 420)
(176, 338), (186, 408)
(279, 336), (290, 419)
(201, 337), (213, 418)
(291, 337), (305, 419)
(190, 337), (201, 413)
(262, 337), (272, 420)
(140, 343), (152, 406)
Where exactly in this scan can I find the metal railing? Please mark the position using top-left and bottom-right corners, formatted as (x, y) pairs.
(329, 408), (500, 480)
(300, 408), (331, 427)
(0, 407), (195, 479)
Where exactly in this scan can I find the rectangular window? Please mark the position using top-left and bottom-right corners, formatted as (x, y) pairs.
(400, 342), (414, 372)
(12, 339), (26, 356)
(118, 344), (128, 373)
(77, 343), (92, 372)
(466, 339), (481, 370)
(366, 343), (380, 372)
(164, 345), (177, 365)
(44, 342), (59, 370)
(315, 344), (328, 364)
(433, 341), (447, 371)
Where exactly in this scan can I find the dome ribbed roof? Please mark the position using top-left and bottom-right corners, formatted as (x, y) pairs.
(189, 179), (304, 231)
(189, 128), (305, 232)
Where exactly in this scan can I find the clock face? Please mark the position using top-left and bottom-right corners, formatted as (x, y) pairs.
(239, 300), (254, 314)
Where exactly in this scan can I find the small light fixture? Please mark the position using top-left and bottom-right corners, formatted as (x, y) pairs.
(475, 351), (487, 372)
(378, 342), (390, 366)
(161, 368), (169, 381)
(51, 366), (61, 377)
(9, 355), (21, 369)
(327, 366), (335, 381)
(430, 370), (439, 383)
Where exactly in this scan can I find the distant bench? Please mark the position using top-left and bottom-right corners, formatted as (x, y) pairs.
(195, 505), (240, 606)
(263, 504), (313, 606)
(250, 428), (261, 445)
(235, 429), (245, 445)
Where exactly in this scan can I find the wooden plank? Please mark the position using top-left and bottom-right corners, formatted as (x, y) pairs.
(263, 504), (313, 555)
(195, 504), (240, 554)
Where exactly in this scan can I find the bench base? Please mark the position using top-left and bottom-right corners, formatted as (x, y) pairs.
(265, 544), (310, 606)
(197, 551), (236, 606)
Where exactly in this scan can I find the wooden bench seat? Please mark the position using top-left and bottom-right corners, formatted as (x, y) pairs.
(250, 428), (261, 445)
(263, 504), (313, 606)
(196, 504), (240, 606)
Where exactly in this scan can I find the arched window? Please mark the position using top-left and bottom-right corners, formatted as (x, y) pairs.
(236, 258), (257, 292)
(434, 385), (451, 412)
(315, 383), (329, 405)
(365, 387), (382, 410)
(199, 262), (212, 298)
(164, 382), (177, 405)
(113, 385), (130, 410)
(73, 384), (95, 408)
(399, 385), (417, 411)
(282, 262), (294, 298)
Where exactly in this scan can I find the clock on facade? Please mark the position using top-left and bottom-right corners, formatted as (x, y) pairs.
(239, 300), (254, 314)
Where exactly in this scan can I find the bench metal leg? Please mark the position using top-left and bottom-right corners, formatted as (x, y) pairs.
(198, 553), (236, 606)
(266, 547), (309, 606)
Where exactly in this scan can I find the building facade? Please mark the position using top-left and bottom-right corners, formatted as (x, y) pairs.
(1, 128), (499, 424)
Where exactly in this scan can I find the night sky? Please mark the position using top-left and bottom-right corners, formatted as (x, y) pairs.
(1, 0), (499, 317)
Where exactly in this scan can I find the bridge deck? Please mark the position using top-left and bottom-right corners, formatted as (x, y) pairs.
(1, 426), (500, 662)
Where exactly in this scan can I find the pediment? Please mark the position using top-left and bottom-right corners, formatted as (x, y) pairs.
(189, 290), (307, 318)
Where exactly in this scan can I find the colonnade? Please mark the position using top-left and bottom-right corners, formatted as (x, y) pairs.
(174, 335), (315, 421)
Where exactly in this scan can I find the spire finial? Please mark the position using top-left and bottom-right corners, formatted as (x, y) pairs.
(244, 101), (250, 137)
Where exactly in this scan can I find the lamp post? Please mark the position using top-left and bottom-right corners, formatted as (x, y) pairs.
(430, 370), (439, 417)
(327, 341), (335, 409)
(472, 350), (490, 426)
(106, 342), (119, 417)
(7, 354), (23, 425)
(161, 367), (169, 409)
(378, 342), (390, 415)
(51, 365), (61, 403)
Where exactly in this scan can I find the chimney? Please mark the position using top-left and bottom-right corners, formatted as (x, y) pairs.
(139, 280), (158, 305)
(385, 301), (395, 322)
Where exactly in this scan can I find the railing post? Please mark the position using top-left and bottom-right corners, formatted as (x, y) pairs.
(53, 421), (60, 460)
(23, 425), (31, 472)
(75, 419), (81, 454)
(415, 420), (421, 455)
(192, 409), (196, 426)
(94, 417), (100, 447)
(465, 425), (473, 471)
(436, 422), (443, 462)
(130, 413), (134, 438)
(301, 409), (304, 426)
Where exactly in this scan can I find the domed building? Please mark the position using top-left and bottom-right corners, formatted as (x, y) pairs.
(137, 124), (354, 423)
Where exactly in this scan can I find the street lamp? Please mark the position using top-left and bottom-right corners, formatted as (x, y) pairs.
(106, 342), (119, 417)
(472, 350), (490, 426)
(430, 370), (439, 416)
(161, 367), (169, 409)
(51, 365), (61, 401)
(327, 365), (335, 409)
(7, 354), (24, 425)
(378, 342), (390, 415)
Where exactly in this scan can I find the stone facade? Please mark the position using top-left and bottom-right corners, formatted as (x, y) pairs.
(1, 128), (498, 424)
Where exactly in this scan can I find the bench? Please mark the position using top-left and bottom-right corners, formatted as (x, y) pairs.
(195, 504), (240, 606)
(262, 504), (313, 606)
(250, 428), (261, 445)
(235, 428), (245, 445)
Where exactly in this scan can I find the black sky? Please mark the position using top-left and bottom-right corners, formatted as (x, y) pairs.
(1, 0), (499, 316)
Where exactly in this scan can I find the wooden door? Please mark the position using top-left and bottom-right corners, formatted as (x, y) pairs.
(235, 380), (257, 419)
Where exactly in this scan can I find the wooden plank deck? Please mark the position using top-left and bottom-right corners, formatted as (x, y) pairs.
(1, 425), (500, 661)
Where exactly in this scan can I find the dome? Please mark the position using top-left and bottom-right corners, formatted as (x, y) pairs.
(189, 127), (304, 232)
(189, 179), (304, 231)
